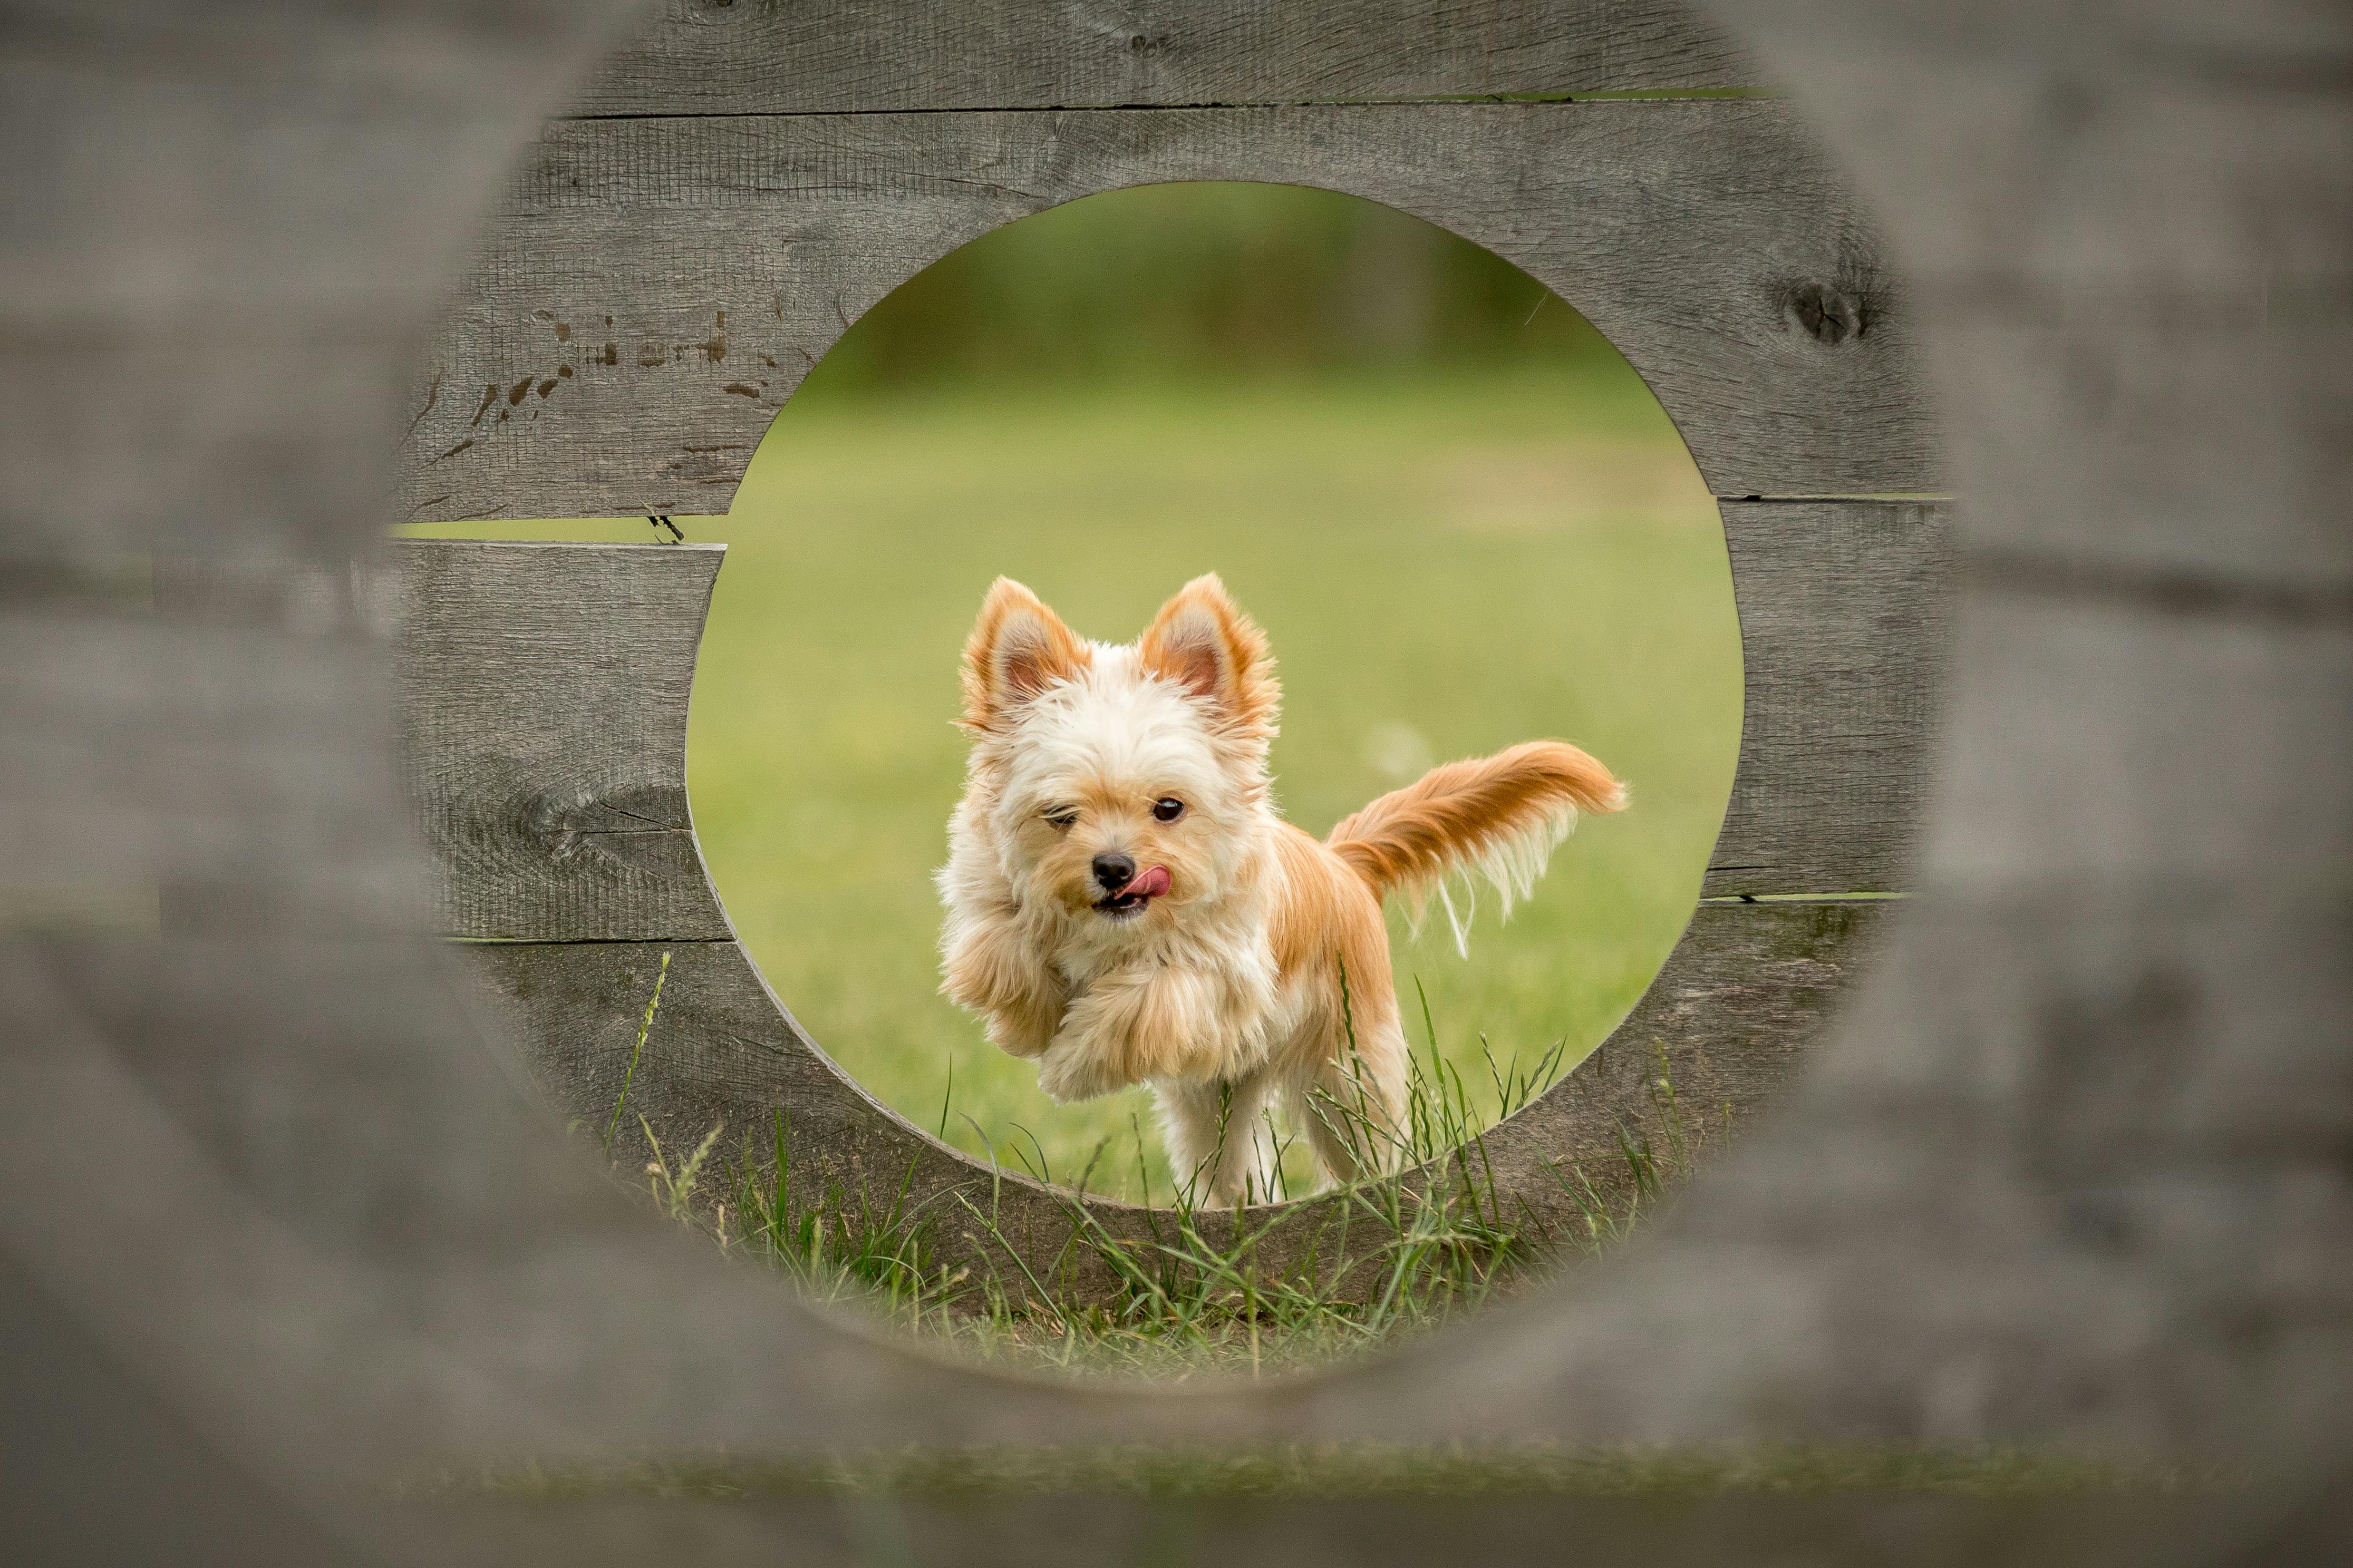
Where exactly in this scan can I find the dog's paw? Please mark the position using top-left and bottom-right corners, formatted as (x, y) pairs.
(983, 1009), (1058, 1060)
(1035, 1043), (1126, 1104)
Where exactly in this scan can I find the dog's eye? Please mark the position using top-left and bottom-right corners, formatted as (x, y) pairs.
(1043, 808), (1078, 831)
(1153, 797), (1185, 823)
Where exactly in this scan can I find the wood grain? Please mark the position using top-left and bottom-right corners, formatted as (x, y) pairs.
(400, 100), (1939, 522)
(0, 7), (622, 566)
(388, 540), (733, 941)
(1934, 325), (2353, 595)
(569, 0), (1759, 117)
(1920, 578), (2353, 900)
(2, 588), (429, 939)
(1726, 3), (2353, 595)
(1708, 501), (1953, 897)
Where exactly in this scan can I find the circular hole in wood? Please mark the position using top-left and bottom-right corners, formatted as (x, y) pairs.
(392, 177), (1865, 1368)
(692, 184), (1739, 1207)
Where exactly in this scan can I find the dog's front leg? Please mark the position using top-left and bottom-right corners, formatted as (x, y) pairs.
(941, 911), (1066, 1059)
(1156, 1073), (1281, 1207)
(1037, 963), (1221, 1103)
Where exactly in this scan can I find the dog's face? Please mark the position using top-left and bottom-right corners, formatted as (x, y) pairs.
(958, 574), (1279, 931)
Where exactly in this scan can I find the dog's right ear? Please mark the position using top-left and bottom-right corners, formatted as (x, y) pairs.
(961, 577), (1090, 731)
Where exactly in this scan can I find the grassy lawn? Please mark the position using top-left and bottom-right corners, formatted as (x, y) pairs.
(402, 362), (1738, 1201)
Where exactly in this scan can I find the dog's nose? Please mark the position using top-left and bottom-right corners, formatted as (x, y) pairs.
(1091, 852), (1137, 893)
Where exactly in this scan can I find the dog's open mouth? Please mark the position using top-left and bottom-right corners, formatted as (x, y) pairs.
(1094, 864), (1171, 918)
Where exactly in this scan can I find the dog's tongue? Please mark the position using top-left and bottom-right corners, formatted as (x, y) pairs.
(1119, 865), (1171, 901)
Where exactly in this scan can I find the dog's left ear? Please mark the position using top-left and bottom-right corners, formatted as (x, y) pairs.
(1138, 573), (1279, 740)
(962, 577), (1091, 732)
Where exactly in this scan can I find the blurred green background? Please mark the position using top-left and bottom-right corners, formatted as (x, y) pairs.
(403, 184), (1741, 1202)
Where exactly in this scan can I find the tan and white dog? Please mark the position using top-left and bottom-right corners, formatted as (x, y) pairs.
(937, 574), (1624, 1205)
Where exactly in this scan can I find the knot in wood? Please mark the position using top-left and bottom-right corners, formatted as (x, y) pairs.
(495, 783), (685, 870)
(520, 789), (592, 862)
(1786, 281), (1863, 346)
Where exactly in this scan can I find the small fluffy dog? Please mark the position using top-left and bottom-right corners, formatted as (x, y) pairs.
(937, 574), (1625, 1205)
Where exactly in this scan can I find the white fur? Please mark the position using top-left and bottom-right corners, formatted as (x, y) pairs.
(1417, 803), (1582, 957)
(937, 642), (1285, 1123)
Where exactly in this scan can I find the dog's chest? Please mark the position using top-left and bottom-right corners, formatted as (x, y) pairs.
(1046, 907), (1273, 1005)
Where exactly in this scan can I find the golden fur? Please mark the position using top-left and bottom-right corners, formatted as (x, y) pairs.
(937, 574), (1625, 1205)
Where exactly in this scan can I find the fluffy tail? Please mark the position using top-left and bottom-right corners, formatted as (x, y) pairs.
(1325, 740), (1626, 951)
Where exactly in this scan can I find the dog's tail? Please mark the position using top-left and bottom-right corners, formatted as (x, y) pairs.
(1325, 741), (1626, 951)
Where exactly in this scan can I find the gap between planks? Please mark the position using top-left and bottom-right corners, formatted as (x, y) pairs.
(445, 936), (739, 947)
(554, 92), (1783, 123)
(1698, 892), (1908, 905)
(1717, 493), (1957, 503)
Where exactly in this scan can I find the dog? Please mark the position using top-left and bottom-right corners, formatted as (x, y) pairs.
(937, 573), (1625, 1206)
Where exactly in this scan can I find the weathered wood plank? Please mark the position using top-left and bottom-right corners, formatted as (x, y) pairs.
(388, 540), (733, 941)
(1934, 325), (2353, 596)
(1478, 897), (1892, 1214)
(570, 0), (1760, 117)
(1, 582), (433, 938)
(1707, 501), (1952, 897)
(400, 101), (1938, 522)
(1738, 9), (2353, 308)
(459, 898), (1884, 1292)
(0, 11), (628, 566)
(1922, 574), (2353, 900)
(1727, 3), (2353, 595)
(461, 938), (933, 1193)
(461, 934), (1150, 1302)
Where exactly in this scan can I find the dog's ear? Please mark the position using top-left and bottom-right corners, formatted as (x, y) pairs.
(1138, 573), (1279, 739)
(962, 577), (1090, 731)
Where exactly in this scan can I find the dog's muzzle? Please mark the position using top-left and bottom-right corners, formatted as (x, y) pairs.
(1093, 863), (1171, 918)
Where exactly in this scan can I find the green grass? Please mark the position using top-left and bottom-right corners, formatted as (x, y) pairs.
(410, 1033), (2216, 1508)
(401, 361), (1740, 1202)
(578, 939), (1693, 1382)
